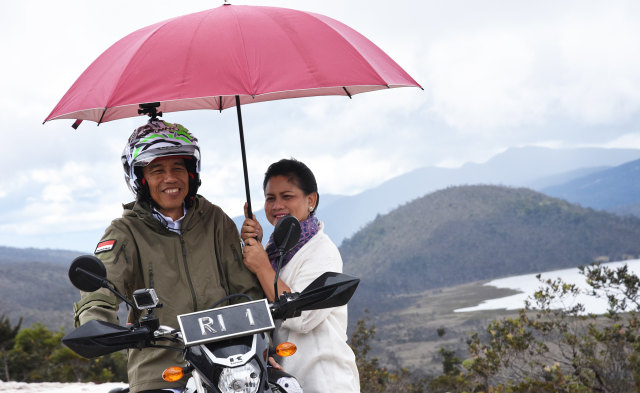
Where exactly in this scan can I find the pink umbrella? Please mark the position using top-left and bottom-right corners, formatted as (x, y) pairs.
(44, 4), (421, 216)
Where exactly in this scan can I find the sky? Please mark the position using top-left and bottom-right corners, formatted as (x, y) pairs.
(1, 0), (640, 252)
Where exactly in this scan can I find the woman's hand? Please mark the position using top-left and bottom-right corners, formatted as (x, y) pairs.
(241, 202), (263, 242)
(268, 357), (284, 370)
(243, 237), (291, 301)
(242, 237), (270, 274)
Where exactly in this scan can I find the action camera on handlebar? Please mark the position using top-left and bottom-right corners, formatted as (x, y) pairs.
(133, 288), (161, 332)
(133, 288), (160, 310)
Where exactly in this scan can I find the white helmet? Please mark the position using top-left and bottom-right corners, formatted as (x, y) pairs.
(121, 119), (201, 197)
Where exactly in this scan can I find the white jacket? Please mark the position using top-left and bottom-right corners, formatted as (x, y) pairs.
(273, 222), (360, 393)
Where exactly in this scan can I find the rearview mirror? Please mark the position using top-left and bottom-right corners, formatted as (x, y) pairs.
(68, 254), (141, 322)
(68, 255), (108, 292)
(272, 215), (302, 301)
(273, 215), (301, 254)
(296, 272), (360, 311)
(271, 272), (359, 319)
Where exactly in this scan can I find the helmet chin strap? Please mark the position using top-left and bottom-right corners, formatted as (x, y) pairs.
(135, 178), (158, 210)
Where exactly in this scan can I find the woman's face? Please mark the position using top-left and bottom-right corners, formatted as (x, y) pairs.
(264, 175), (317, 225)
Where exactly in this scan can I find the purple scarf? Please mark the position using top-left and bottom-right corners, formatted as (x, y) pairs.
(266, 214), (320, 271)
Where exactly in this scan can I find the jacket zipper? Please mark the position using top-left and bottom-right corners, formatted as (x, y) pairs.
(113, 240), (128, 264)
(180, 235), (198, 311)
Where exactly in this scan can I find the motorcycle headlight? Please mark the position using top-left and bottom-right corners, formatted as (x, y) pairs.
(275, 376), (303, 393)
(217, 360), (261, 393)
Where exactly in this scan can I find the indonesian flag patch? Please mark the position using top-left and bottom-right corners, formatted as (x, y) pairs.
(95, 239), (116, 254)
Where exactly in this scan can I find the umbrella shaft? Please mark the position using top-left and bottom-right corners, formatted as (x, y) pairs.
(236, 95), (253, 219)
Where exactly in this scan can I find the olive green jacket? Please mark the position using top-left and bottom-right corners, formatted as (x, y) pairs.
(73, 196), (263, 393)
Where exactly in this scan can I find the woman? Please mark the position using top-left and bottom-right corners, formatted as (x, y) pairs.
(241, 158), (360, 393)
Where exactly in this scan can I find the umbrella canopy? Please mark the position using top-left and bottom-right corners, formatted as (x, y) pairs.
(44, 4), (421, 124)
(44, 4), (421, 217)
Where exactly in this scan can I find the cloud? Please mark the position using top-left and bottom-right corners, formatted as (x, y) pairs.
(556, 4), (640, 124)
(309, 148), (407, 195)
(422, 2), (640, 135)
(602, 133), (640, 149)
(0, 160), (126, 236)
(426, 31), (544, 131)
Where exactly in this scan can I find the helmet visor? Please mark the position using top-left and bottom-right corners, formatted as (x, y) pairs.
(132, 144), (200, 168)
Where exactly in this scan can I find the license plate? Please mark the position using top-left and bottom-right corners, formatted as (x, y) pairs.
(178, 299), (274, 346)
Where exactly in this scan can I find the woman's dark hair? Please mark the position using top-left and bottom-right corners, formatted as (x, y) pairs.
(263, 158), (320, 210)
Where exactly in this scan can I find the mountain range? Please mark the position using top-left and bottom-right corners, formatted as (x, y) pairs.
(236, 146), (640, 245)
(542, 158), (640, 214)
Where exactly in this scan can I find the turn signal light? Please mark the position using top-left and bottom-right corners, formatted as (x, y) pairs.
(275, 342), (297, 357)
(162, 366), (185, 382)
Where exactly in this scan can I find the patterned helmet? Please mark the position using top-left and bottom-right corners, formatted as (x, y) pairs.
(122, 119), (201, 195)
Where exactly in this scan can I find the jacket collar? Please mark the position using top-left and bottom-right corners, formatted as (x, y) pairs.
(123, 196), (202, 233)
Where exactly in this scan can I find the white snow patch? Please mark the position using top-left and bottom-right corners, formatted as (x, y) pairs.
(455, 259), (640, 314)
(0, 381), (127, 393)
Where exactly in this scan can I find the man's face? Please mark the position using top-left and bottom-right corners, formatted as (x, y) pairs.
(142, 157), (189, 220)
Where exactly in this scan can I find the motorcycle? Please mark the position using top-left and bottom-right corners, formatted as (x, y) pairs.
(62, 215), (359, 393)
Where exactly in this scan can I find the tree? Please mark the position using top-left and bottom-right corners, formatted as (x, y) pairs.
(7, 322), (127, 383)
(9, 322), (62, 381)
(461, 262), (640, 392)
(350, 314), (388, 393)
(427, 328), (474, 393)
(0, 314), (22, 381)
(349, 312), (427, 393)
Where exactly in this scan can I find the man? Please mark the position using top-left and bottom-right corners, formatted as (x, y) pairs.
(73, 119), (263, 393)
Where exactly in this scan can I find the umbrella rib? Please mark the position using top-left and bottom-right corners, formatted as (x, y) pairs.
(342, 87), (352, 99)
(97, 108), (107, 125)
(229, 6), (256, 100)
(308, 13), (390, 88)
(219, 96), (223, 112)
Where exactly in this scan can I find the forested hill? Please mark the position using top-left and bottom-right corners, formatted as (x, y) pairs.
(0, 246), (82, 265)
(0, 247), (84, 330)
(340, 185), (640, 313)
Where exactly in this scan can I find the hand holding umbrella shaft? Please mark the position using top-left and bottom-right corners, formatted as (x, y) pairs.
(242, 202), (263, 242)
(242, 237), (290, 302)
